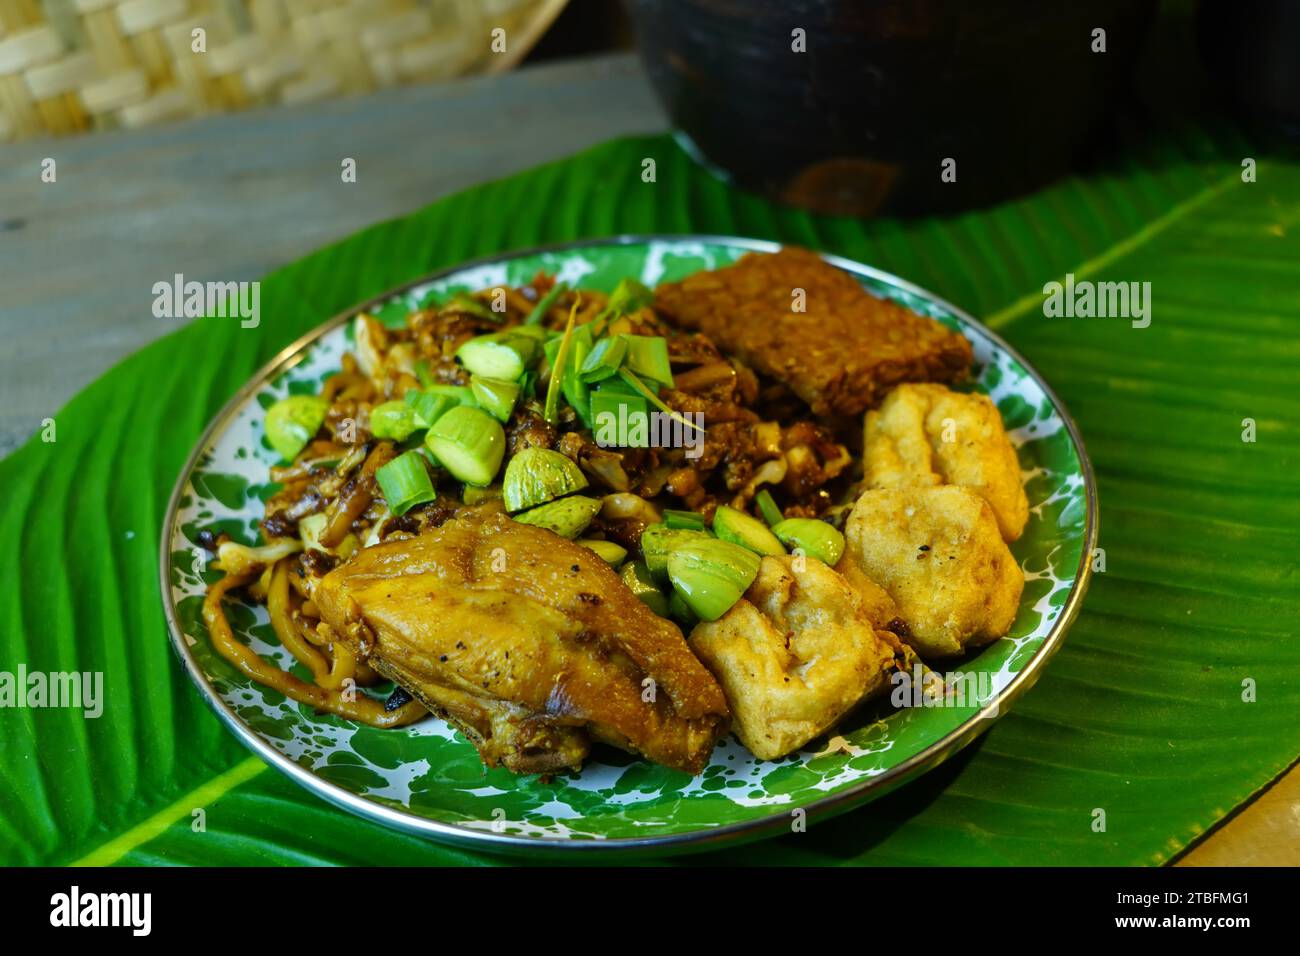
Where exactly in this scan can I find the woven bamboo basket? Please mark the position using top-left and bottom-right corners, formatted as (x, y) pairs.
(0, 0), (567, 141)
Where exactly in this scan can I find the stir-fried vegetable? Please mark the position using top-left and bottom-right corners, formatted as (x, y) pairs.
(640, 523), (710, 583)
(375, 450), (436, 516)
(265, 395), (328, 462)
(712, 505), (786, 556)
(457, 332), (537, 381)
(253, 269), (859, 636)
(512, 495), (601, 538)
(616, 368), (703, 433)
(668, 590), (699, 628)
(668, 538), (761, 622)
(621, 561), (670, 617)
(771, 517), (845, 566)
(622, 335), (674, 388)
(591, 277), (653, 336)
(425, 406), (505, 487)
(369, 400), (421, 441)
(664, 509), (708, 532)
(523, 280), (569, 326)
(561, 324), (595, 429)
(578, 539), (628, 565)
(579, 335), (628, 383)
(589, 387), (649, 445)
(404, 389), (457, 429)
(446, 291), (500, 322)
(469, 375), (520, 423)
(754, 489), (784, 527)
(543, 299), (581, 425)
(502, 447), (588, 513)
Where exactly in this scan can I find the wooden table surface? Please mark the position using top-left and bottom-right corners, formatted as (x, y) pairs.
(0, 50), (1292, 866)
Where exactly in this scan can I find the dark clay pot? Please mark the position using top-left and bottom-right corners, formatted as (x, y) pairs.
(625, 0), (1157, 216)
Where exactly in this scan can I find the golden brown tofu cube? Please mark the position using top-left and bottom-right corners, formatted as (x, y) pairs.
(864, 383), (1029, 541)
(690, 555), (902, 760)
(840, 485), (1024, 659)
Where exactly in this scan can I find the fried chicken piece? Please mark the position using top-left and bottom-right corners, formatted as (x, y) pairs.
(690, 555), (908, 760)
(652, 247), (972, 417)
(313, 507), (729, 774)
(839, 486), (1023, 659)
(864, 383), (1029, 541)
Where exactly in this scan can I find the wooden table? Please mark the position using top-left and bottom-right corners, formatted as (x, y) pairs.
(0, 50), (1291, 866)
(0, 52), (665, 458)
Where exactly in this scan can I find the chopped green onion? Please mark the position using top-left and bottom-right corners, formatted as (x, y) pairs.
(770, 518), (845, 566)
(512, 495), (601, 538)
(664, 509), (707, 532)
(640, 523), (711, 584)
(621, 561), (670, 617)
(524, 281), (569, 326)
(447, 291), (499, 322)
(622, 335), (674, 388)
(426, 383), (478, 405)
(667, 538), (761, 622)
(502, 447), (588, 513)
(265, 395), (329, 462)
(470, 375), (520, 423)
(588, 278), (653, 339)
(601, 277), (653, 324)
(578, 539), (628, 565)
(589, 388), (649, 446)
(370, 400), (422, 441)
(413, 360), (436, 388)
(713, 505), (786, 556)
(579, 335), (628, 383)
(754, 489), (784, 527)
(404, 389), (456, 429)
(668, 590), (699, 629)
(562, 323), (595, 430)
(544, 298), (580, 425)
(507, 333), (543, 365)
(616, 368), (702, 434)
(375, 451), (436, 516)
(508, 325), (551, 343)
(457, 334), (533, 381)
(594, 374), (653, 397)
(424, 405), (505, 487)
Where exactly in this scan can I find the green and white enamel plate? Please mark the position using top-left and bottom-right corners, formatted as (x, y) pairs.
(161, 236), (1097, 855)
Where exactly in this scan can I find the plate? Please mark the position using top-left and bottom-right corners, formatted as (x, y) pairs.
(160, 235), (1097, 855)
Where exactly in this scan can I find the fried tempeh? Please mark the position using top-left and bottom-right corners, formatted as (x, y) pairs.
(653, 247), (972, 418)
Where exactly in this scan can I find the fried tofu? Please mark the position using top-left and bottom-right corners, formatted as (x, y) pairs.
(864, 383), (1029, 541)
(653, 247), (972, 418)
(839, 486), (1023, 659)
(690, 555), (904, 760)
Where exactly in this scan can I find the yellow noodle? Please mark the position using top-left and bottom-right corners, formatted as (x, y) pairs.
(317, 638), (357, 691)
(203, 571), (424, 728)
(267, 559), (329, 681)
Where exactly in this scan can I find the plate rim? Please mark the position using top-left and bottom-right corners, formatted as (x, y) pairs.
(159, 233), (1099, 856)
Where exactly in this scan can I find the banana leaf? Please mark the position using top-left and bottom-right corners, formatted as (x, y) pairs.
(1, 125), (1297, 866)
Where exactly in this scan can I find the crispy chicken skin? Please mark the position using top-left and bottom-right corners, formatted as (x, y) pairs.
(841, 486), (1023, 659)
(690, 556), (908, 760)
(864, 383), (1029, 541)
(313, 508), (729, 775)
(653, 247), (972, 418)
